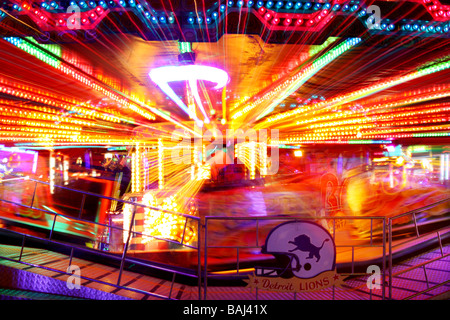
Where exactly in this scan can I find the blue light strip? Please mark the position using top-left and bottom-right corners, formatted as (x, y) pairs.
(9, 1), (450, 38)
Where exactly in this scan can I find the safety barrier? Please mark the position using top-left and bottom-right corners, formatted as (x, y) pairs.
(0, 178), (202, 300)
(0, 178), (448, 300)
(387, 197), (450, 300)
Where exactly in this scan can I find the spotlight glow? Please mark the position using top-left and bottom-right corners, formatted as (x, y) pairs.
(149, 65), (229, 126)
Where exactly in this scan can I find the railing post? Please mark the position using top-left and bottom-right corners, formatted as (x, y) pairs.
(370, 219), (373, 246)
(203, 218), (208, 300)
(197, 219), (202, 300)
(256, 219), (259, 247)
(382, 217), (387, 300)
(412, 212), (420, 237)
(18, 234), (25, 262)
(180, 217), (188, 245)
(169, 273), (177, 299)
(48, 213), (57, 240)
(69, 247), (74, 267)
(351, 246), (355, 274)
(388, 218), (392, 300)
(333, 219), (336, 241)
(78, 194), (86, 218)
(422, 266), (429, 289)
(237, 247), (240, 275)
(75, 194), (84, 265)
(437, 231), (443, 256)
(117, 202), (137, 287)
(29, 181), (38, 208)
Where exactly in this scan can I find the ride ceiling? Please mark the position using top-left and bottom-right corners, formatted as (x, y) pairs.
(0, 0), (450, 148)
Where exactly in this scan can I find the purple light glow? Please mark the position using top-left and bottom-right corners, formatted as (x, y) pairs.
(149, 65), (229, 126)
(0, 145), (38, 175)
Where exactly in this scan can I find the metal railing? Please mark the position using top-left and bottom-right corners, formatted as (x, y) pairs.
(0, 178), (202, 300)
(0, 178), (448, 300)
(387, 197), (450, 300)
(202, 197), (450, 300)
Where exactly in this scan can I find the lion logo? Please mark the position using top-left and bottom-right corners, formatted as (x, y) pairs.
(288, 234), (330, 262)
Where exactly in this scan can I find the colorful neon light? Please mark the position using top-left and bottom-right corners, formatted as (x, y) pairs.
(260, 59), (450, 128)
(141, 193), (197, 246)
(2, 36), (208, 139)
(4, 37), (61, 68)
(149, 65), (229, 126)
(2, 0), (450, 44)
(231, 37), (361, 124)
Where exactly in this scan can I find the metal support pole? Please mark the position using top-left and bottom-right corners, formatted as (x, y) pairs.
(423, 266), (430, 289)
(333, 219), (336, 241)
(203, 219), (208, 300)
(18, 234), (25, 262)
(351, 246), (355, 274)
(197, 219), (202, 300)
(29, 181), (38, 208)
(256, 219), (259, 247)
(49, 213), (57, 240)
(180, 217), (188, 245)
(412, 212), (419, 237)
(169, 273), (176, 299)
(117, 203), (137, 286)
(78, 194), (86, 218)
(370, 219), (373, 246)
(69, 247), (74, 267)
(437, 231), (443, 257)
(237, 247), (240, 275)
(387, 218), (392, 300)
(381, 217), (387, 300)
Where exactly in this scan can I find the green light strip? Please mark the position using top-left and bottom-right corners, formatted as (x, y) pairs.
(256, 37), (361, 120)
(3, 36), (199, 135)
(178, 41), (192, 54)
(4, 37), (61, 68)
(308, 37), (340, 57)
(412, 132), (450, 137)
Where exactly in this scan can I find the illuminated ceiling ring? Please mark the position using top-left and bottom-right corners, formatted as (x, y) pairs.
(149, 65), (229, 126)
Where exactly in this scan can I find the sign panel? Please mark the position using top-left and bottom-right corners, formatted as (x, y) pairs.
(246, 221), (346, 293)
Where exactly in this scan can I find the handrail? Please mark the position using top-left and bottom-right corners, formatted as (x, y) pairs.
(203, 196), (449, 300)
(387, 196), (450, 300)
(405, 280), (450, 300)
(26, 178), (200, 221)
(0, 178), (203, 300)
(1, 178), (448, 300)
(0, 225), (198, 277)
(387, 196), (450, 220)
(0, 184), (200, 249)
(391, 252), (449, 277)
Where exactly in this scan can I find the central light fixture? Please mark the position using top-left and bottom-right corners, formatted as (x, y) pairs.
(149, 65), (229, 127)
